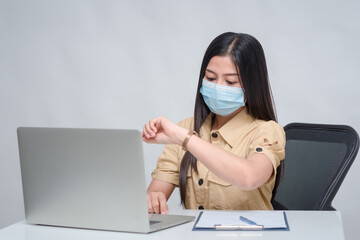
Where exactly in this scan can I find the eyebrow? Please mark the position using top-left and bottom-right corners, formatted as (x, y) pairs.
(206, 69), (238, 76)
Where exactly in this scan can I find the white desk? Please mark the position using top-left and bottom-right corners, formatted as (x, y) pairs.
(0, 210), (344, 240)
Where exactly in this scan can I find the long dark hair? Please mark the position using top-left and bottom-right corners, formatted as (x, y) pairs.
(179, 32), (284, 207)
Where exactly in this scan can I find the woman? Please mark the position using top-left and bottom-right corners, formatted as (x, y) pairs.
(143, 32), (285, 214)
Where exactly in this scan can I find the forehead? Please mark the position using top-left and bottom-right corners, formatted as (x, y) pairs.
(206, 55), (237, 74)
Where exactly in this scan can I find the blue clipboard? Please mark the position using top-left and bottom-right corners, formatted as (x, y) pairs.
(192, 211), (290, 231)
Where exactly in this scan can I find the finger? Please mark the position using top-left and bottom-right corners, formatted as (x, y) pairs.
(147, 195), (154, 213)
(149, 119), (158, 134)
(143, 124), (151, 138)
(158, 194), (168, 214)
(144, 122), (155, 138)
(142, 136), (157, 144)
(151, 196), (160, 214)
(142, 126), (150, 139)
(142, 135), (150, 143)
(154, 119), (163, 133)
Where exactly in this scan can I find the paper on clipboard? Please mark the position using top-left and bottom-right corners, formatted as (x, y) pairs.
(194, 210), (288, 229)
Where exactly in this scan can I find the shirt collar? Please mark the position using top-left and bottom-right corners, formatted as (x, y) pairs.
(216, 108), (255, 147)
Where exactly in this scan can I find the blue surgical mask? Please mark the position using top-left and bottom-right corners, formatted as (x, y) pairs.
(200, 79), (245, 116)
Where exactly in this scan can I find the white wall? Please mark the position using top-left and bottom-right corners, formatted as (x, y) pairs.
(1, 0), (359, 239)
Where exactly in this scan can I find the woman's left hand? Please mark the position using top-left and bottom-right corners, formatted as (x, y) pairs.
(142, 116), (188, 145)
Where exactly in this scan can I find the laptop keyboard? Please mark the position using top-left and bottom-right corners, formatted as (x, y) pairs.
(149, 220), (161, 225)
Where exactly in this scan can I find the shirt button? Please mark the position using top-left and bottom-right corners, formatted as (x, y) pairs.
(256, 147), (263, 152)
(198, 179), (204, 186)
(198, 205), (204, 210)
(211, 132), (218, 138)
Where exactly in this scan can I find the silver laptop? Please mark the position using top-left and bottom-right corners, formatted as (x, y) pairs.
(17, 127), (195, 233)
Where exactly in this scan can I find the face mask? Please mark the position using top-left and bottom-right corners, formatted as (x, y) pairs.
(200, 79), (245, 116)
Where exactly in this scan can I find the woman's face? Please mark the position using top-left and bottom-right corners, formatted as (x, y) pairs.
(204, 55), (242, 88)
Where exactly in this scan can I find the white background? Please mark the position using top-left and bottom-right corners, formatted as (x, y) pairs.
(1, 0), (359, 239)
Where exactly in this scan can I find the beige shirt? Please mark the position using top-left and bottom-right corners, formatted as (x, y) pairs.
(151, 108), (285, 210)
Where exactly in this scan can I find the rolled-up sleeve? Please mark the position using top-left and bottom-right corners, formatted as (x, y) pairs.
(151, 118), (193, 187)
(248, 121), (286, 184)
(151, 143), (181, 187)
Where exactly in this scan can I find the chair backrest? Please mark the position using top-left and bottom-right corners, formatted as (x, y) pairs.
(272, 123), (359, 210)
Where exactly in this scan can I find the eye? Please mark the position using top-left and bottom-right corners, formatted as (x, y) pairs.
(205, 77), (216, 81)
(226, 80), (237, 85)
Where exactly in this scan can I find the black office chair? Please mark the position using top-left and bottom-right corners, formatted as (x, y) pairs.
(272, 123), (359, 210)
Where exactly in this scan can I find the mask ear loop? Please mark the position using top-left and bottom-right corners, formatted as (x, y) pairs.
(242, 88), (247, 105)
(243, 89), (248, 105)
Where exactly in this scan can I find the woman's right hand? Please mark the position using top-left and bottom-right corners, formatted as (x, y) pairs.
(147, 191), (169, 214)
(146, 179), (175, 214)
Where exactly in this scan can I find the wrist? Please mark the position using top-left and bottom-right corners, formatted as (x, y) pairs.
(181, 130), (198, 151)
(174, 127), (189, 145)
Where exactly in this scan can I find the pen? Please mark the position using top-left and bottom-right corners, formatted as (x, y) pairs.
(214, 224), (263, 230)
(213, 216), (263, 230)
(240, 216), (258, 225)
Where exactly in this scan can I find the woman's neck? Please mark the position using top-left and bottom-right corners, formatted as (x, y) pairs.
(211, 107), (244, 130)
